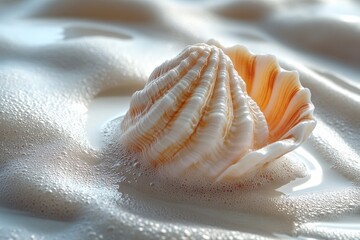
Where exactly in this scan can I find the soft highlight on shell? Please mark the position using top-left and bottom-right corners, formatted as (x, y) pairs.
(119, 41), (316, 183)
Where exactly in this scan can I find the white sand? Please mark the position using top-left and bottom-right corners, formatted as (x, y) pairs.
(0, 0), (359, 239)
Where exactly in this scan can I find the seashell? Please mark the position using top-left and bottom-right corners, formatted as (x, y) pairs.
(119, 40), (316, 183)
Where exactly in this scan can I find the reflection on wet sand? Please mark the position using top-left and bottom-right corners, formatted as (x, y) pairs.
(0, 0), (359, 239)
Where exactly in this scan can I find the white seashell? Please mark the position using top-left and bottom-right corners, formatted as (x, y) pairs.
(119, 40), (316, 183)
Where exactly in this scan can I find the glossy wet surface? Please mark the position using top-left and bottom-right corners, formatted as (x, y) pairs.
(0, 0), (359, 239)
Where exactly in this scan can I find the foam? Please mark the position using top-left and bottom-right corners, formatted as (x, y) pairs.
(0, 0), (360, 239)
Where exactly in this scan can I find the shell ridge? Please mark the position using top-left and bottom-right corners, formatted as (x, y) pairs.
(280, 120), (316, 143)
(161, 46), (226, 174)
(143, 50), (212, 158)
(206, 57), (257, 178)
(263, 71), (299, 132)
(119, 41), (316, 184)
(224, 45), (256, 93)
(129, 49), (202, 118)
(257, 58), (279, 111)
(278, 110), (315, 142)
(271, 88), (313, 139)
(221, 56), (235, 142)
(191, 50), (236, 177)
(148, 45), (201, 81)
(121, 49), (210, 152)
(246, 96), (269, 149)
(217, 138), (297, 181)
(146, 46), (218, 166)
(249, 55), (278, 110)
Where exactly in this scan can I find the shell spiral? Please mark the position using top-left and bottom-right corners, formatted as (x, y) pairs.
(119, 42), (316, 183)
